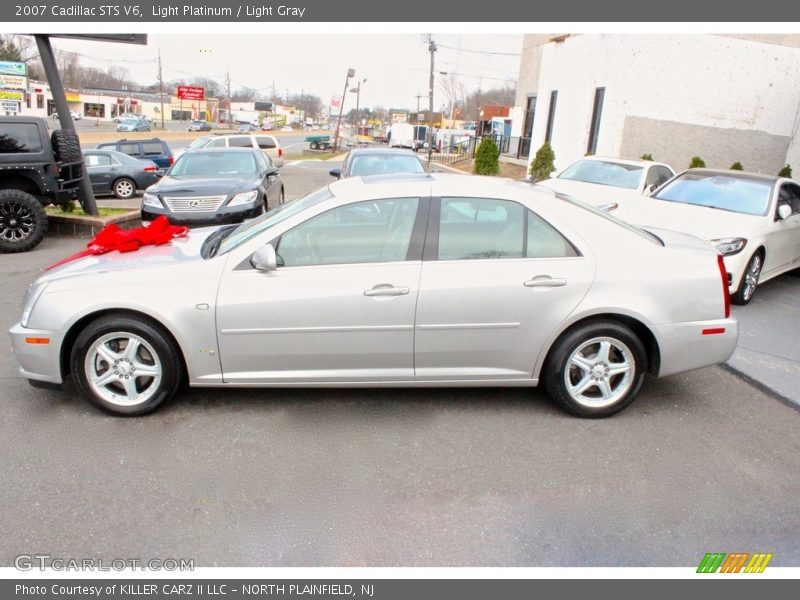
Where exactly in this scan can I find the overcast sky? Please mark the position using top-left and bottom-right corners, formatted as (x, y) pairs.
(44, 34), (522, 110)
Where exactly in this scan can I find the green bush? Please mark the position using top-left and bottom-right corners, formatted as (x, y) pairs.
(729, 161), (744, 171)
(640, 153), (653, 161)
(529, 142), (556, 182)
(473, 137), (500, 176)
(779, 164), (792, 178)
(689, 156), (706, 168)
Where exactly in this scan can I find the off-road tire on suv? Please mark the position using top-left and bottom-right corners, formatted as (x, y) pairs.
(50, 129), (82, 164)
(0, 189), (48, 253)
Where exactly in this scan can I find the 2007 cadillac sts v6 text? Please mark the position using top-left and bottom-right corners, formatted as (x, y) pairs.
(9, 174), (737, 418)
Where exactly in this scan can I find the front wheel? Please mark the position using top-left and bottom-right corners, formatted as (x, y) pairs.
(113, 177), (136, 199)
(543, 321), (647, 418)
(0, 189), (48, 253)
(731, 251), (763, 305)
(70, 315), (183, 416)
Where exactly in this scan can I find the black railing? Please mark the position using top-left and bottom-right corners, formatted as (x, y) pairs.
(483, 134), (532, 160)
(428, 137), (477, 166)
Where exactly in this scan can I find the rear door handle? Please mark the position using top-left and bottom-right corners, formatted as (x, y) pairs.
(364, 284), (410, 297)
(524, 276), (567, 288)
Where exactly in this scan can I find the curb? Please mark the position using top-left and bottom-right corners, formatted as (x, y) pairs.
(721, 362), (800, 413)
(46, 210), (141, 237)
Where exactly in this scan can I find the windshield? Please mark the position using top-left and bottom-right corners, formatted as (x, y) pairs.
(558, 160), (644, 190)
(654, 173), (773, 216)
(169, 152), (257, 177)
(216, 187), (333, 255)
(350, 154), (426, 176)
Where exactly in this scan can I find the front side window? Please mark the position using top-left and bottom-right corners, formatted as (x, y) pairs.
(777, 183), (800, 216)
(84, 153), (112, 167)
(438, 197), (577, 260)
(278, 198), (420, 267)
(206, 138), (227, 148)
(0, 124), (42, 153)
(645, 166), (673, 188)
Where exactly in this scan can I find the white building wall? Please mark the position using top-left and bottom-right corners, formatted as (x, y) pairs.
(529, 34), (800, 173)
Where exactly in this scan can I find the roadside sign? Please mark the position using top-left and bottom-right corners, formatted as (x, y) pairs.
(0, 90), (25, 101)
(0, 61), (26, 77)
(0, 74), (27, 90)
(177, 85), (204, 100)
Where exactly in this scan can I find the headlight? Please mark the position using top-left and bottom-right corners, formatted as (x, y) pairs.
(20, 281), (48, 328)
(142, 192), (163, 208)
(709, 238), (747, 256)
(228, 190), (259, 207)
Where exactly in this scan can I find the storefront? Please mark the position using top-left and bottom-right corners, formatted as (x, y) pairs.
(84, 102), (106, 118)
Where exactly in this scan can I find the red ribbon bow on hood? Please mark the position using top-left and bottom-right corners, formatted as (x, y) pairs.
(46, 216), (189, 271)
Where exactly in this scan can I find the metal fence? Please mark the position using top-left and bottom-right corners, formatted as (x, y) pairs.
(486, 134), (532, 160)
(428, 137), (477, 166)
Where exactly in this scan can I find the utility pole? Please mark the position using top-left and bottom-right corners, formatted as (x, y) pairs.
(333, 68), (355, 152)
(415, 93), (425, 115)
(157, 48), (165, 130)
(225, 68), (231, 125)
(426, 36), (437, 163)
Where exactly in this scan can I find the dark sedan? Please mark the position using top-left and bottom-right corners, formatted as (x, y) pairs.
(83, 149), (160, 200)
(141, 148), (284, 226)
(329, 147), (428, 179)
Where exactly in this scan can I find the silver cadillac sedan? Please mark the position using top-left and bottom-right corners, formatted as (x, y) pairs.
(10, 174), (737, 418)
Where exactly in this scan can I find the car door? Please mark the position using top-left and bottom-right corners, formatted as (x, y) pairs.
(254, 152), (279, 209)
(216, 196), (427, 383)
(83, 152), (115, 194)
(766, 182), (800, 275)
(414, 196), (595, 380)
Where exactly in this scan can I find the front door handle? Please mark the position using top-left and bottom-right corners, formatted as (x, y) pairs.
(524, 276), (567, 288)
(364, 284), (410, 297)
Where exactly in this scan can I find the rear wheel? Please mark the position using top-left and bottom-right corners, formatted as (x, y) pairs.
(0, 189), (47, 253)
(310, 141), (319, 150)
(543, 320), (647, 418)
(71, 315), (183, 416)
(731, 251), (763, 305)
(112, 177), (136, 199)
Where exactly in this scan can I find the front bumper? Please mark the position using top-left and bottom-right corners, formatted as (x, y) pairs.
(141, 202), (263, 227)
(654, 317), (738, 378)
(8, 322), (64, 384)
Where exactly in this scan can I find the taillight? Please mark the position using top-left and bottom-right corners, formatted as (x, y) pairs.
(717, 254), (730, 318)
(168, 156), (174, 166)
(278, 147), (283, 157)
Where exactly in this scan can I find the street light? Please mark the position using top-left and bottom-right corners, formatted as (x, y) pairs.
(333, 67), (355, 152)
(349, 78), (366, 132)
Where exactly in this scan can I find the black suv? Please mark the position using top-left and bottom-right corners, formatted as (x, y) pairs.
(96, 138), (174, 175)
(0, 116), (83, 253)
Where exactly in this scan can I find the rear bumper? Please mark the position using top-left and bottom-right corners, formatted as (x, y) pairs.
(8, 322), (64, 384)
(654, 317), (738, 378)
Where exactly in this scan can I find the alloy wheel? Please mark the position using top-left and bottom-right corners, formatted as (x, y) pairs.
(564, 336), (634, 409)
(742, 254), (762, 302)
(0, 201), (35, 243)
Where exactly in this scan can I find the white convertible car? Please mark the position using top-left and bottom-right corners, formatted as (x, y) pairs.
(10, 174), (737, 418)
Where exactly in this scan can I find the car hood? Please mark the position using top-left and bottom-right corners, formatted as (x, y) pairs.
(613, 197), (767, 240)
(38, 226), (220, 283)
(538, 178), (643, 206)
(150, 175), (256, 196)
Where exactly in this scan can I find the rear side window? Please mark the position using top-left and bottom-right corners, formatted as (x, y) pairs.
(0, 124), (43, 153)
(118, 143), (140, 157)
(84, 153), (112, 167)
(228, 136), (252, 148)
(141, 142), (165, 156)
(256, 136), (276, 149)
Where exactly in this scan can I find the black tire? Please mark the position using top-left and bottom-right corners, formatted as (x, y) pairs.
(0, 189), (48, 253)
(50, 129), (82, 163)
(310, 141), (319, 150)
(112, 177), (136, 200)
(318, 142), (328, 150)
(70, 314), (183, 416)
(543, 320), (647, 418)
(731, 251), (763, 306)
(278, 187), (285, 205)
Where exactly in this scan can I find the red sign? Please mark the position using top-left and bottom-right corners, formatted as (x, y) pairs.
(177, 85), (205, 101)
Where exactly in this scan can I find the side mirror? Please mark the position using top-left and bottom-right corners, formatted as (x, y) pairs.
(251, 244), (277, 271)
(329, 168), (342, 178)
(778, 204), (792, 220)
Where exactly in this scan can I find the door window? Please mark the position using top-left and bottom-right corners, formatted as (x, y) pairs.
(141, 142), (165, 156)
(256, 136), (276, 149)
(0, 124), (42, 153)
(438, 197), (577, 260)
(84, 153), (112, 167)
(228, 136), (253, 148)
(277, 198), (420, 267)
(777, 183), (800, 216)
(118, 143), (140, 157)
(206, 138), (227, 148)
(645, 166), (673, 188)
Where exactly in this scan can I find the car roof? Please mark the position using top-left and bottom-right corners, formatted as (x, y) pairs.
(184, 147), (257, 154)
(83, 148), (135, 161)
(574, 155), (671, 169)
(678, 168), (781, 183)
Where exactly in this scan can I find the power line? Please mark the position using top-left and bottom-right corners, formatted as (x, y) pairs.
(437, 44), (520, 57)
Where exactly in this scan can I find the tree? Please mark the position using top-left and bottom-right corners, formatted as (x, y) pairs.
(529, 142), (556, 182)
(640, 153), (653, 161)
(689, 156), (706, 168)
(0, 35), (24, 62)
(779, 164), (792, 178)
(473, 137), (500, 175)
(729, 161), (744, 170)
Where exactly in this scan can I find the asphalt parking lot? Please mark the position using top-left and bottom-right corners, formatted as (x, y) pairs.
(1, 163), (799, 568)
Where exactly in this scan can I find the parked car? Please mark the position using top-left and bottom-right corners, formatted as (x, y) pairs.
(116, 116), (151, 133)
(10, 174), (737, 417)
(179, 133), (284, 168)
(538, 157), (675, 208)
(188, 120), (212, 132)
(280, 125), (293, 132)
(82, 149), (160, 200)
(50, 111), (82, 121)
(614, 169), (800, 305)
(141, 147), (284, 225)
(238, 123), (257, 133)
(113, 113), (141, 123)
(329, 147), (427, 179)
(96, 138), (174, 176)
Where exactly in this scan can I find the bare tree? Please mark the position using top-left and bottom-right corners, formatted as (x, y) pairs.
(438, 73), (467, 122)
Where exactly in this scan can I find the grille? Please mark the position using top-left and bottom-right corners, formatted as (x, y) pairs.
(163, 195), (227, 212)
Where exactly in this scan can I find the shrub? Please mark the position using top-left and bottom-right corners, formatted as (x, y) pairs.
(779, 164), (792, 178)
(640, 153), (653, 161)
(689, 156), (706, 168)
(729, 161), (744, 170)
(529, 142), (556, 182)
(473, 137), (500, 176)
